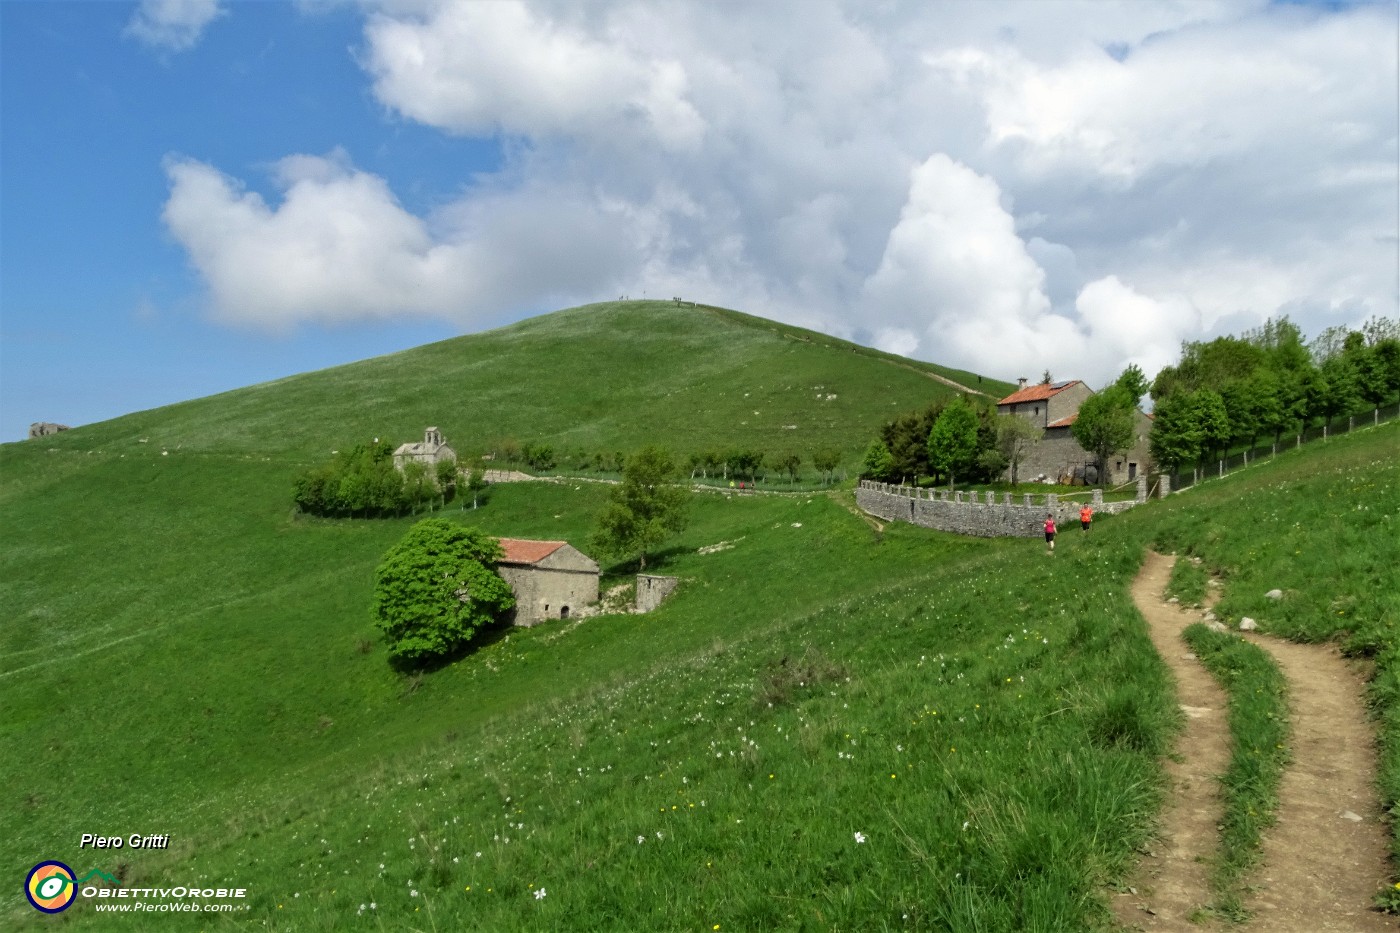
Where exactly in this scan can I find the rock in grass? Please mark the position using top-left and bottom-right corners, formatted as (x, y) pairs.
(1239, 617), (1258, 631)
(1207, 621), (1228, 634)
(1265, 588), (1284, 600)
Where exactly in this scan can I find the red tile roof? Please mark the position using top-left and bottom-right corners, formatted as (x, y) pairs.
(996, 380), (1082, 406)
(1046, 413), (1079, 428)
(497, 538), (567, 565)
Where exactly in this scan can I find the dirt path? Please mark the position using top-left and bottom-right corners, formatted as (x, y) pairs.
(1114, 551), (1233, 930)
(1114, 551), (1393, 932)
(1235, 633), (1392, 932)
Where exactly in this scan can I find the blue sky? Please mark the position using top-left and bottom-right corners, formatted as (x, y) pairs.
(2, 0), (1396, 442)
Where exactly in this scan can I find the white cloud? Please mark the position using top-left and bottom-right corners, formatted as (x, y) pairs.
(161, 152), (640, 330)
(862, 153), (1053, 336)
(362, 0), (704, 148)
(166, 0), (1397, 387)
(124, 0), (226, 52)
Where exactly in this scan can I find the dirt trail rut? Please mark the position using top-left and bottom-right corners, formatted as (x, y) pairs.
(1113, 551), (1393, 932)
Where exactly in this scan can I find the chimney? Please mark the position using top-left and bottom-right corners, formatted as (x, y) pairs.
(1017, 377), (1028, 389)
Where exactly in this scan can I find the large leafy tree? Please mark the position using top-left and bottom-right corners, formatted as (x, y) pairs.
(926, 397), (980, 488)
(1149, 393), (1202, 475)
(372, 520), (515, 668)
(1191, 389), (1232, 464)
(1071, 371), (1140, 486)
(591, 446), (691, 571)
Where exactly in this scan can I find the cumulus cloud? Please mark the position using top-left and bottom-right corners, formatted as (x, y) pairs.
(166, 0), (1397, 386)
(362, 0), (705, 148)
(161, 151), (639, 330)
(125, 0), (226, 52)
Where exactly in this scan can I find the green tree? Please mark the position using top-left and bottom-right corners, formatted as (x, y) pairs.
(464, 463), (489, 510)
(725, 449), (764, 482)
(881, 409), (932, 482)
(1149, 393), (1201, 475)
(435, 458), (458, 507)
(1071, 381), (1136, 486)
(591, 446), (691, 571)
(1116, 364), (1149, 404)
(371, 520), (515, 668)
(402, 461), (432, 513)
(995, 413), (1043, 486)
(1317, 355), (1359, 428)
(522, 442), (556, 471)
(860, 439), (895, 481)
(771, 452), (802, 483)
(926, 397), (979, 488)
(812, 448), (841, 485)
(1191, 389), (1232, 465)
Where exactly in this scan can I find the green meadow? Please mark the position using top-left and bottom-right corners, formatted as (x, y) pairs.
(2, 303), (1396, 930)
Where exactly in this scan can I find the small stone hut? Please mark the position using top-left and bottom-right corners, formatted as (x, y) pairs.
(29, 422), (70, 439)
(393, 427), (456, 473)
(496, 539), (600, 626)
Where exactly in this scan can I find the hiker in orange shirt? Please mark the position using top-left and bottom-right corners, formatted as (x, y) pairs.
(1080, 504), (1093, 533)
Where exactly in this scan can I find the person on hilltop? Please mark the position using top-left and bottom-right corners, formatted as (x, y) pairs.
(1044, 513), (1057, 554)
(1080, 503), (1093, 534)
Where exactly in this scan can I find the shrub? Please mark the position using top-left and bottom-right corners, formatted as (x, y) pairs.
(371, 519), (515, 667)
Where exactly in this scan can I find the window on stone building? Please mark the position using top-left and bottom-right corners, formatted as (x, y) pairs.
(561, 606), (570, 619)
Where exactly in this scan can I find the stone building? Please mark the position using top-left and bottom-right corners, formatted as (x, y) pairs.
(28, 422), (70, 439)
(496, 539), (600, 626)
(393, 427), (456, 473)
(997, 378), (1153, 485)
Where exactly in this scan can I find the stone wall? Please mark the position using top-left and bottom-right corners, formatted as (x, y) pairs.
(635, 575), (680, 612)
(856, 479), (1147, 538)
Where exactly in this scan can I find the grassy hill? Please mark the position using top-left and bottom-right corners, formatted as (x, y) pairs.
(17, 300), (1011, 464)
(2, 302), (1395, 930)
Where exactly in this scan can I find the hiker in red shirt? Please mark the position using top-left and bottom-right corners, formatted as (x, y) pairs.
(1080, 504), (1093, 533)
(1044, 513), (1057, 553)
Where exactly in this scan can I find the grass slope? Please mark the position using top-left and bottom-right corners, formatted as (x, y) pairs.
(2, 305), (1395, 929)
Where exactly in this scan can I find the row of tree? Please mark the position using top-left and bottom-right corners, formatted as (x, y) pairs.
(293, 441), (487, 518)
(483, 441), (842, 484)
(860, 396), (1041, 487)
(1149, 316), (1400, 474)
(685, 448), (844, 484)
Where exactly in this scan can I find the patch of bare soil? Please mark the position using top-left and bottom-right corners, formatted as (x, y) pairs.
(1113, 551), (1394, 932)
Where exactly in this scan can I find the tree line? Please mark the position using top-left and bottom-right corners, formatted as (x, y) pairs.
(292, 441), (487, 518)
(483, 440), (845, 485)
(860, 396), (1042, 487)
(1149, 316), (1400, 475)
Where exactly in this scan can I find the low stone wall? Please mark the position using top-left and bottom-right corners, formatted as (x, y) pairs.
(636, 574), (680, 612)
(856, 479), (1146, 538)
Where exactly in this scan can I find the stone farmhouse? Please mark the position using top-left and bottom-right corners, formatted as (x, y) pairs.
(997, 378), (1153, 485)
(496, 539), (600, 626)
(393, 427), (456, 473)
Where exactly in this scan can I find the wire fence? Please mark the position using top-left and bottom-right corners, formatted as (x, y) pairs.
(1166, 399), (1400, 493)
